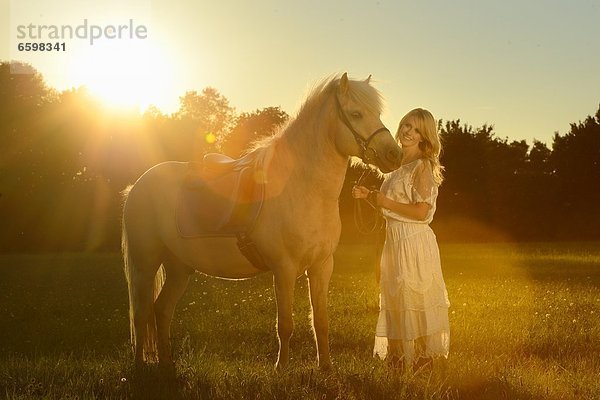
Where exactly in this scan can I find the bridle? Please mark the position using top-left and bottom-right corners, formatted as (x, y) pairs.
(333, 93), (387, 234)
(334, 91), (388, 235)
(334, 95), (390, 165)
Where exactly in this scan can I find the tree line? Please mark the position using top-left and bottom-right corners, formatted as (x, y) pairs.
(0, 61), (598, 252)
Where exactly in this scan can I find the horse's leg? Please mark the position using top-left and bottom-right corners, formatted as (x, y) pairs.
(307, 255), (334, 370)
(128, 249), (164, 365)
(123, 205), (166, 365)
(273, 268), (296, 370)
(154, 254), (193, 366)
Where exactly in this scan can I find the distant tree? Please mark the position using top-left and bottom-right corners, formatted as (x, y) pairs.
(143, 104), (166, 120)
(175, 88), (236, 157)
(438, 120), (492, 218)
(0, 63), (73, 251)
(551, 105), (600, 184)
(508, 139), (556, 239)
(0, 61), (57, 164)
(0, 61), (59, 190)
(527, 140), (552, 175)
(0, 61), (56, 120)
(549, 104), (600, 238)
(222, 106), (289, 157)
(437, 120), (537, 239)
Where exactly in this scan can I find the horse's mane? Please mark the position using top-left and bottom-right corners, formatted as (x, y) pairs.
(247, 74), (385, 157)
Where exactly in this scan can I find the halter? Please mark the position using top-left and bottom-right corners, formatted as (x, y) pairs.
(335, 94), (390, 165)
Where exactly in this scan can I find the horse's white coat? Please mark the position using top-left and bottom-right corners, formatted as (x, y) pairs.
(122, 73), (402, 369)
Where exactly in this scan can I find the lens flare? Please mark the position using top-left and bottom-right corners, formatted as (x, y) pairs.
(204, 133), (216, 144)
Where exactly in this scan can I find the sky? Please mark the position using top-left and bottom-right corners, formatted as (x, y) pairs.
(1, 0), (599, 145)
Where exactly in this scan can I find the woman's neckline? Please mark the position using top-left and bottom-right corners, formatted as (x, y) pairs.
(400, 157), (421, 167)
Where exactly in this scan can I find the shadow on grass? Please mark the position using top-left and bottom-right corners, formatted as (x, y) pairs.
(0, 253), (129, 357)
(451, 375), (536, 400)
(125, 365), (190, 400)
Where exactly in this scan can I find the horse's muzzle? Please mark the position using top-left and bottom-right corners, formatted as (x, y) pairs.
(377, 148), (402, 173)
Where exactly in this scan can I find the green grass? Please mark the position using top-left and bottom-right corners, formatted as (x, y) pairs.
(0, 243), (599, 399)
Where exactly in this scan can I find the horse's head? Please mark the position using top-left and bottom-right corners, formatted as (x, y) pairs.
(333, 73), (402, 173)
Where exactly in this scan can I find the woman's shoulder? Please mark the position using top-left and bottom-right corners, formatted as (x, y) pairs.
(412, 158), (432, 174)
(411, 158), (437, 183)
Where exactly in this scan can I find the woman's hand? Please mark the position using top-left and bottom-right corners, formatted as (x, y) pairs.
(352, 185), (370, 199)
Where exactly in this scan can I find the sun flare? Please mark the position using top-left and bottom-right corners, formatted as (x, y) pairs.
(70, 40), (174, 111)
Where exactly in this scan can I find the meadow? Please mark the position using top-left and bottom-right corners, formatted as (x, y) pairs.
(0, 242), (598, 399)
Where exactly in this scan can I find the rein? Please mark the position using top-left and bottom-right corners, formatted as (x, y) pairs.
(353, 168), (385, 235)
(334, 95), (390, 165)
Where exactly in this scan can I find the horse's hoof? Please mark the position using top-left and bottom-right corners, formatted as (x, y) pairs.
(318, 361), (334, 373)
(274, 361), (287, 372)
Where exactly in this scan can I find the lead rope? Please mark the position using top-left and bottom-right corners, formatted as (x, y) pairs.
(353, 168), (386, 284)
(353, 168), (385, 235)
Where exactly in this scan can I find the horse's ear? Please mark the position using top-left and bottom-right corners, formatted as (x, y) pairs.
(365, 74), (372, 84)
(339, 72), (349, 95)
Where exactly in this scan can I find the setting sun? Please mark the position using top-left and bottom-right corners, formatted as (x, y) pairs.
(70, 40), (174, 111)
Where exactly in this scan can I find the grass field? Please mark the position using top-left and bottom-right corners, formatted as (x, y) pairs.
(0, 242), (599, 399)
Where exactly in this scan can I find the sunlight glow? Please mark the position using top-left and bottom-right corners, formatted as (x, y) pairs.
(70, 39), (174, 111)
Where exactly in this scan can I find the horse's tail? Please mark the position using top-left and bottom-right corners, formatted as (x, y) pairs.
(122, 185), (165, 362)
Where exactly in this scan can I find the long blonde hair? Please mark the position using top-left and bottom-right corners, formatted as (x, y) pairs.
(396, 108), (444, 185)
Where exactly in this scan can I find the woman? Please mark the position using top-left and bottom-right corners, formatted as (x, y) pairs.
(352, 108), (450, 371)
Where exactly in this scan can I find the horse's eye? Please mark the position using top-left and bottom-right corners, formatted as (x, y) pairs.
(351, 111), (362, 119)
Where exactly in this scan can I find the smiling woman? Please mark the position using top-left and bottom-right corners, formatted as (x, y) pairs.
(70, 40), (174, 111)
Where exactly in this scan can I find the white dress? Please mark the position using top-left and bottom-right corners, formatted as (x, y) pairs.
(373, 158), (450, 362)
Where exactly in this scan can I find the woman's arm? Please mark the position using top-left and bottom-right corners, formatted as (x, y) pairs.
(375, 192), (431, 221)
(373, 161), (435, 221)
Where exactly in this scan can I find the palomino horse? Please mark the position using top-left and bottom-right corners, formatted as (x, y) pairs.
(122, 73), (402, 370)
